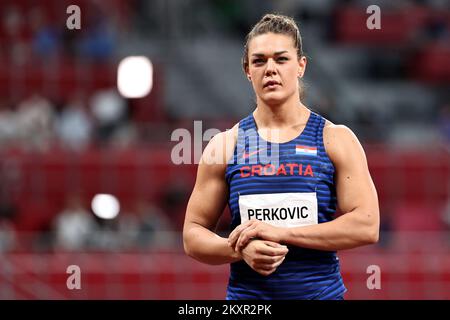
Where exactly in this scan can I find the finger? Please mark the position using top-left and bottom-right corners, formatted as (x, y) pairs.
(263, 240), (286, 248)
(255, 263), (275, 271)
(262, 241), (289, 253)
(228, 221), (254, 246)
(256, 267), (276, 276)
(234, 224), (257, 251)
(256, 257), (285, 272)
(228, 226), (245, 247)
(236, 227), (258, 251)
(258, 242), (289, 256)
(271, 256), (285, 268)
(228, 225), (245, 245)
(254, 255), (285, 265)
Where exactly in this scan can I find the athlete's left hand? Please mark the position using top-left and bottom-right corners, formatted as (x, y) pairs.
(228, 219), (284, 252)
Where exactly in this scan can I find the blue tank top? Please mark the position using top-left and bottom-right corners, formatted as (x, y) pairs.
(225, 110), (347, 299)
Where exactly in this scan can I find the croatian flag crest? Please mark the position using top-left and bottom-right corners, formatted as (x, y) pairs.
(295, 145), (317, 156)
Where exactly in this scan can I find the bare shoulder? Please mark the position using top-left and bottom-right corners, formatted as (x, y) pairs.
(323, 120), (367, 166)
(323, 120), (359, 144)
(200, 123), (239, 166)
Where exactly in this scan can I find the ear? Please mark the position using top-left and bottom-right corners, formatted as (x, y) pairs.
(297, 56), (307, 78)
(245, 65), (251, 81)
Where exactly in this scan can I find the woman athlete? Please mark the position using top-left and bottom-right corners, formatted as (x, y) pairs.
(183, 13), (379, 300)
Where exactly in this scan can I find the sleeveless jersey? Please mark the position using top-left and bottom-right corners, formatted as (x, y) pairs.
(225, 110), (347, 299)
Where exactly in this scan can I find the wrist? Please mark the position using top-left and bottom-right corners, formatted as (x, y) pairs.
(230, 247), (242, 261)
(279, 227), (292, 245)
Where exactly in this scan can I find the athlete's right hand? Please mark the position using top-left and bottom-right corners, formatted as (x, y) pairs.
(240, 240), (288, 276)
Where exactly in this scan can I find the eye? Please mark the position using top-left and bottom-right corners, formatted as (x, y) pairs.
(252, 58), (265, 65)
(277, 56), (288, 62)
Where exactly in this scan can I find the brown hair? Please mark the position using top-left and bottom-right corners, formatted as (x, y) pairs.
(242, 13), (304, 72)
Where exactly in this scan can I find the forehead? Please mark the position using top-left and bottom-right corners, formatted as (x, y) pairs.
(248, 32), (296, 55)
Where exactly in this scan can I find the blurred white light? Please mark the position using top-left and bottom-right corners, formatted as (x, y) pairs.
(91, 194), (120, 220)
(117, 56), (153, 98)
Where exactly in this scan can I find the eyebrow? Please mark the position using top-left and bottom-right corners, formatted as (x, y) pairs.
(251, 51), (288, 57)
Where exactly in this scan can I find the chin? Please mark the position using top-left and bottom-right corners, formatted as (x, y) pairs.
(261, 92), (289, 105)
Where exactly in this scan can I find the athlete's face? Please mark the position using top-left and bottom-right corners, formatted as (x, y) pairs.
(246, 32), (306, 105)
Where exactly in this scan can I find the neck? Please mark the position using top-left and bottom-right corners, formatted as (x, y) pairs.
(254, 95), (308, 128)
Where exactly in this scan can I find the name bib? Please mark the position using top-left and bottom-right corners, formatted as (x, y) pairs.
(238, 192), (318, 228)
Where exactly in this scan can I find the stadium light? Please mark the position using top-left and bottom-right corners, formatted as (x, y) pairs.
(91, 194), (120, 220)
(117, 56), (153, 98)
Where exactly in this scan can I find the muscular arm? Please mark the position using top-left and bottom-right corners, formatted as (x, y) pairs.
(282, 124), (380, 250)
(229, 124), (380, 251)
(183, 128), (241, 265)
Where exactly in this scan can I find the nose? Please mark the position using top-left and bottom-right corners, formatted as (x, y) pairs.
(265, 58), (277, 76)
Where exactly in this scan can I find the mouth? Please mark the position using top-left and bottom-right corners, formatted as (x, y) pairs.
(263, 80), (281, 89)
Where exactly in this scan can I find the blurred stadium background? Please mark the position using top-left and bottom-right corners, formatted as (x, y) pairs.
(0, 0), (449, 299)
